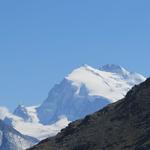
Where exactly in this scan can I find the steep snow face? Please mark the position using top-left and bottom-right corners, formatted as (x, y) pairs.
(67, 65), (130, 101)
(37, 78), (110, 124)
(0, 120), (38, 150)
(37, 64), (145, 124)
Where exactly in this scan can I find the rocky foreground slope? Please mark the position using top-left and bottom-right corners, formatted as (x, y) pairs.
(29, 78), (150, 150)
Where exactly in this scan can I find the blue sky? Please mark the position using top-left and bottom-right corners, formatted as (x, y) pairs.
(0, 0), (149, 110)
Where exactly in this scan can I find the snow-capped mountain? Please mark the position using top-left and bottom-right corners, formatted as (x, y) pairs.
(2, 64), (146, 144)
(37, 64), (145, 124)
(13, 105), (39, 123)
(3, 107), (69, 141)
(0, 120), (38, 150)
(99, 64), (145, 85)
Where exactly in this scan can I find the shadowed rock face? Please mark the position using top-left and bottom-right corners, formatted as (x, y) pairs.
(29, 78), (150, 150)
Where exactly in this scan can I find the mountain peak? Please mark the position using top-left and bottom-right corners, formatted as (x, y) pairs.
(99, 64), (146, 84)
(13, 104), (30, 121)
(82, 64), (90, 68)
(99, 64), (127, 74)
(16, 104), (25, 109)
(36, 64), (146, 125)
(14, 104), (26, 113)
(66, 64), (145, 101)
(71, 64), (128, 77)
(76, 64), (94, 71)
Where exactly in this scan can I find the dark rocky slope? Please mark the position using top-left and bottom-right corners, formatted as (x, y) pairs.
(29, 78), (150, 150)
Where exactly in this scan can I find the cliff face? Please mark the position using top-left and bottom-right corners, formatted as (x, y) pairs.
(29, 78), (150, 150)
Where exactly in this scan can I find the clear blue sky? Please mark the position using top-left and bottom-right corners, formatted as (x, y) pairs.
(0, 0), (149, 110)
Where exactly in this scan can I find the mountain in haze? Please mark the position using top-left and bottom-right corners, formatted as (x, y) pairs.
(29, 78), (150, 150)
(0, 120), (38, 150)
(3, 64), (145, 142)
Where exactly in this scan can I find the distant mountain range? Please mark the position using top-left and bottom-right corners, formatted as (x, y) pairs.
(0, 64), (145, 149)
(29, 77), (150, 150)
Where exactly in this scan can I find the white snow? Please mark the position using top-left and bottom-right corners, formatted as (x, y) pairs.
(66, 65), (142, 102)
(4, 113), (69, 141)
(11, 116), (69, 140)
(25, 106), (40, 123)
